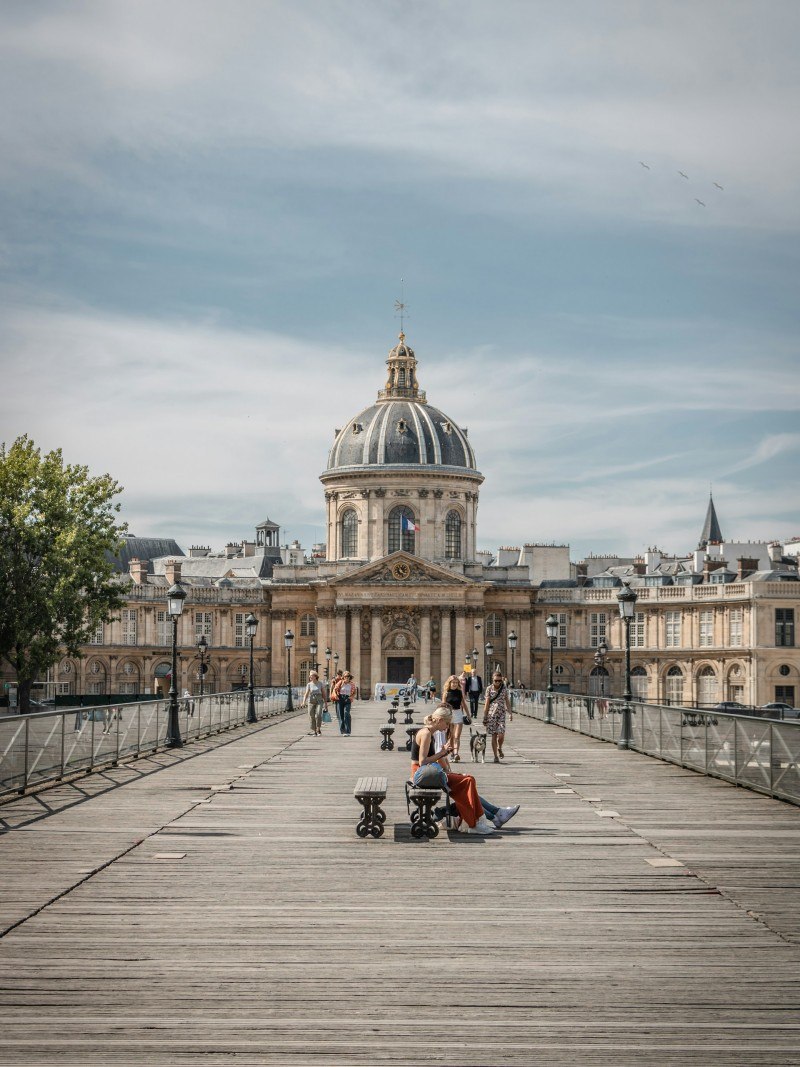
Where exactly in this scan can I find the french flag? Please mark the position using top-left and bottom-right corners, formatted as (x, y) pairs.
(402, 515), (420, 533)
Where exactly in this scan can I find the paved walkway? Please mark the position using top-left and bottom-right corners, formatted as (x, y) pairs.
(1, 700), (799, 1065)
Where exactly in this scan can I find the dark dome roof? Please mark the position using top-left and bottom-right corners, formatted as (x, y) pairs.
(325, 400), (477, 472)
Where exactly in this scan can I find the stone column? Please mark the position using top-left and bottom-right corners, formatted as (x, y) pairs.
(334, 608), (348, 667)
(370, 609), (382, 692)
(419, 610), (431, 686)
(372, 489), (387, 561)
(519, 611), (532, 688)
(440, 609), (452, 681)
(271, 612), (285, 687)
(454, 610), (466, 675)
(349, 608), (362, 692)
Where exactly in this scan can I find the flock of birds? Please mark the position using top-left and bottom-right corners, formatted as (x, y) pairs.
(638, 160), (724, 207)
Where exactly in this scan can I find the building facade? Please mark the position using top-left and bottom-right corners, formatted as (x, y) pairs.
(41, 333), (800, 710)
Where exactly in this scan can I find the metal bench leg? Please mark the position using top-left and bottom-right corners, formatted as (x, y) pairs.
(409, 795), (439, 839)
(356, 795), (386, 839)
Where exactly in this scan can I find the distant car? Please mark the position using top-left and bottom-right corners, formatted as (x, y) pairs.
(712, 701), (748, 712)
(761, 702), (800, 720)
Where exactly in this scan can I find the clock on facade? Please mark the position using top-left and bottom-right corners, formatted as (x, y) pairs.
(392, 561), (411, 581)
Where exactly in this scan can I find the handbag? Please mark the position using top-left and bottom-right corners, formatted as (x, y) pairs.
(413, 764), (448, 789)
(322, 709), (332, 723)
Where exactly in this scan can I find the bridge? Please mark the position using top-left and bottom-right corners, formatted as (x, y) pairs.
(0, 698), (799, 1065)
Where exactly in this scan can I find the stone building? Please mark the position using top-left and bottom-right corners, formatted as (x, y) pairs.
(44, 333), (800, 710)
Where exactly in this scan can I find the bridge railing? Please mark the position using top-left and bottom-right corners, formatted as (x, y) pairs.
(513, 690), (800, 806)
(0, 690), (296, 800)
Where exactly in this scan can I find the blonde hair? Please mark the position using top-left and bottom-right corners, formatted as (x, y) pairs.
(423, 705), (453, 729)
(445, 674), (460, 689)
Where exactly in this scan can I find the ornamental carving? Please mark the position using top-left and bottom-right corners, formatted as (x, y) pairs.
(381, 607), (421, 639)
(374, 487), (386, 498)
(433, 489), (444, 498)
(361, 614), (371, 646)
(418, 489), (429, 498)
(392, 490), (410, 497)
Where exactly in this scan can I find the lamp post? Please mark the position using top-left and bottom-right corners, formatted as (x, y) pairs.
(471, 648), (478, 676)
(245, 613), (258, 723)
(508, 630), (517, 689)
(166, 582), (187, 748)
(594, 641), (608, 697)
(197, 634), (208, 697)
(324, 646), (331, 683)
(616, 582), (638, 750)
(284, 629), (295, 711)
(484, 641), (494, 680)
(545, 613), (558, 725)
(333, 651), (340, 676)
(309, 639), (318, 675)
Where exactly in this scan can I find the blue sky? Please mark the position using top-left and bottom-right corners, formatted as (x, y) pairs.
(1, 0), (798, 560)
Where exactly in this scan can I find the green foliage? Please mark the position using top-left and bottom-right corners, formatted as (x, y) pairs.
(0, 436), (127, 708)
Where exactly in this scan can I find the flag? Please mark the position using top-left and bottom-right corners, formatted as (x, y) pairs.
(402, 515), (420, 533)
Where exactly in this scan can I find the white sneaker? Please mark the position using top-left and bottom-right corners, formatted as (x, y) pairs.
(468, 814), (496, 835)
(493, 804), (520, 829)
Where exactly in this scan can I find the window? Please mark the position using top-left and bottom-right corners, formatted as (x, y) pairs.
(631, 666), (648, 701)
(121, 609), (137, 645)
(194, 612), (212, 641)
(696, 666), (717, 706)
(234, 612), (245, 648)
(300, 614), (316, 637)
(88, 622), (104, 645)
(299, 660), (311, 685)
(155, 611), (171, 646)
(485, 613), (503, 639)
(665, 666), (683, 705)
(556, 612), (568, 649)
(589, 612), (607, 648)
(388, 506), (416, 554)
(776, 609), (795, 647)
(87, 681), (105, 696)
(445, 510), (462, 559)
(729, 608), (743, 647)
(699, 610), (713, 647)
(776, 685), (796, 705)
(341, 508), (358, 558)
(588, 666), (609, 696)
(631, 611), (646, 648)
(118, 682), (137, 695)
(665, 611), (681, 647)
(57, 682), (73, 695)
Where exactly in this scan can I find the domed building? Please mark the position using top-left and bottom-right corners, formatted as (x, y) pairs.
(321, 333), (483, 564)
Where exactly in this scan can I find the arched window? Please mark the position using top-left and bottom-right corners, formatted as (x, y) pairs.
(696, 666), (717, 708)
(300, 613), (316, 637)
(445, 510), (462, 559)
(341, 508), (358, 558)
(485, 613), (503, 639)
(398, 367), (406, 387)
(388, 506), (416, 554)
(630, 665), (648, 701)
(665, 666), (684, 706)
(589, 665), (609, 696)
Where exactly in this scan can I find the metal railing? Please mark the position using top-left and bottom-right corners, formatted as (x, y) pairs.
(0, 689), (297, 801)
(513, 690), (800, 806)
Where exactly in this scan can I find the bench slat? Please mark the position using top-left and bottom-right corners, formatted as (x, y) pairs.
(354, 776), (388, 797)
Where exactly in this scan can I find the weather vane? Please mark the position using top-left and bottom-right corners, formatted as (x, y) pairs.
(394, 278), (409, 334)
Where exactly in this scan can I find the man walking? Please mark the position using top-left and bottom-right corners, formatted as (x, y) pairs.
(467, 669), (484, 720)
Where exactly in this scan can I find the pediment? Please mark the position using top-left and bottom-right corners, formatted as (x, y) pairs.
(329, 552), (472, 587)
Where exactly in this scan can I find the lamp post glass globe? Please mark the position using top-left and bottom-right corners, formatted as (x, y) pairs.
(166, 582), (186, 748)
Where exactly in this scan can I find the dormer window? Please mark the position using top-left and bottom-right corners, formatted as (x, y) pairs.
(398, 368), (407, 387)
(443, 421), (453, 434)
(352, 422), (363, 434)
(397, 419), (407, 434)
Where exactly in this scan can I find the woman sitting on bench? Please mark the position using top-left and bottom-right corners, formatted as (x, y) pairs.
(411, 707), (518, 834)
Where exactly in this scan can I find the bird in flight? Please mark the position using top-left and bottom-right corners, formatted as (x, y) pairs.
(713, 182), (724, 190)
(639, 161), (650, 169)
(678, 171), (689, 179)
(695, 199), (706, 207)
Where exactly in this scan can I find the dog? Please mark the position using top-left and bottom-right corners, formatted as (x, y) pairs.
(469, 727), (487, 764)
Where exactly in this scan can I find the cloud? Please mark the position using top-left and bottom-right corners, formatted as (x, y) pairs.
(724, 433), (800, 474)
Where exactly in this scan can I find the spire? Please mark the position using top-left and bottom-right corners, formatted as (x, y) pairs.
(377, 333), (427, 404)
(699, 493), (723, 548)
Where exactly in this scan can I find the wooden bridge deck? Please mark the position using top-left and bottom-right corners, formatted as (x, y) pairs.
(1, 700), (799, 1066)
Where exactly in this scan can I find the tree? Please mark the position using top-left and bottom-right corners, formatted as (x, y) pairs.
(0, 436), (126, 712)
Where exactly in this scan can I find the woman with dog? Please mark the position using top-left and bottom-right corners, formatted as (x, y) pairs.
(442, 674), (468, 762)
(411, 707), (519, 833)
(484, 671), (512, 763)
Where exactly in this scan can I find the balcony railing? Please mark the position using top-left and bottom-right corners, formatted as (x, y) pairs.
(537, 580), (793, 603)
(514, 690), (800, 806)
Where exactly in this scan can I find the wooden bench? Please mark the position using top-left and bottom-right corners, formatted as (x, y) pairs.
(353, 776), (388, 838)
(380, 726), (395, 750)
(405, 783), (444, 839)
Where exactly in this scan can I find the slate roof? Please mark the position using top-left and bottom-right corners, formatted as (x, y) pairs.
(109, 536), (184, 573)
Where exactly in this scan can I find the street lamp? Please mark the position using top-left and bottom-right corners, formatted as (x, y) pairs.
(284, 629), (295, 711)
(484, 641), (494, 680)
(197, 634), (208, 697)
(325, 646), (332, 683)
(166, 582), (187, 748)
(545, 613), (558, 725)
(471, 648), (478, 675)
(508, 630), (517, 688)
(333, 651), (340, 674)
(245, 613), (258, 723)
(309, 639), (318, 675)
(593, 641), (608, 697)
(616, 582), (638, 750)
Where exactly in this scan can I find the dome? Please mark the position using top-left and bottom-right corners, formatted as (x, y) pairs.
(326, 400), (477, 472)
(323, 332), (479, 474)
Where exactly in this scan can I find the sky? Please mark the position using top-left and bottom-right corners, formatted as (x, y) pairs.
(1, 0), (799, 561)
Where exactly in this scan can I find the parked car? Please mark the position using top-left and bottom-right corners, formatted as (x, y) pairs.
(712, 701), (748, 712)
(761, 702), (800, 719)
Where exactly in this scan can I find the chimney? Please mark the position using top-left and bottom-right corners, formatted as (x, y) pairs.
(703, 558), (725, 578)
(768, 542), (783, 565)
(128, 557), (148, 584)
(633, 560), (646, 576)
(737, 557), (759, 580)
(164, 558), (183, 584)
